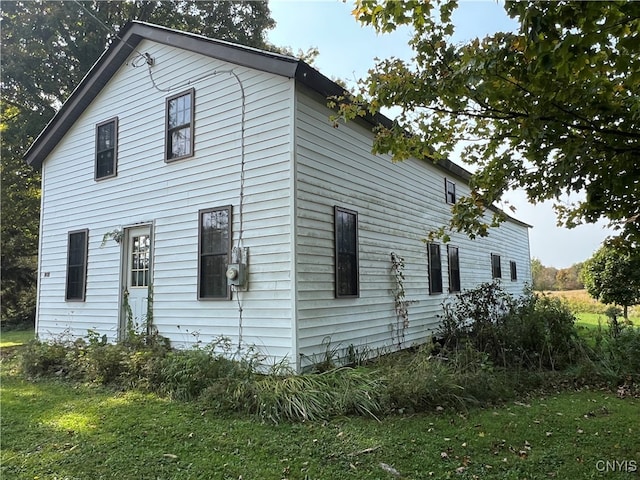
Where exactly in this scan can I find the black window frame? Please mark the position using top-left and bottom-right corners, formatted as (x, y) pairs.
(445, 178), (456, 204)
(95, 117), (118, 180)
(334, 206), (359, 298)
(510, 261), (518, 281)
(66, 229), (89, 301)
(198, 205), (232, 300)
(427, 242), (443, 294)
(447, 245), (461, 293)
(165, 88), (195, 162)
(491, 253), (502, 279)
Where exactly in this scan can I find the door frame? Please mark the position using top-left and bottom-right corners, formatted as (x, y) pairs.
(119, 222), (154, 341)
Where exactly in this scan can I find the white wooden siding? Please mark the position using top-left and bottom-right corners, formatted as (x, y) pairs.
(36, 40), (296, 363)
(294, 86), (531, 367)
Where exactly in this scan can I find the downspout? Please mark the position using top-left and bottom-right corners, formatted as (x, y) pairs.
(289, 78), (300, 372)
(34, 166), (46, 338)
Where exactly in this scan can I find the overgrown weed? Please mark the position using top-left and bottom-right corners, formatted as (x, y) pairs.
(17, 284), (640, 423)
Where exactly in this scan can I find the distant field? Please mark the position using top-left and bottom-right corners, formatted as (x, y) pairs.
(544, 290), (639, 325)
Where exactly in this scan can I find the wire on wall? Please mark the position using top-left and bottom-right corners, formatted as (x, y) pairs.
(145, 61), (248, 351)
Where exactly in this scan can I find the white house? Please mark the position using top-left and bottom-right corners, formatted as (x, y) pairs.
(25, 22), (531, 371)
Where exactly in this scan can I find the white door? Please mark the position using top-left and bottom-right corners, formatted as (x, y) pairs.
(121, 225), (152, 338)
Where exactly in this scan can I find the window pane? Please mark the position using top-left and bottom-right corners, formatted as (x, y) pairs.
(67, 266), (83, 298)
(168, 101), (178, 128)
(201, 209), (229, 255)
(168, 92), (192, 128)
(97, 122), (114, 150)
(68, 233), (85, 265)
(169, 127), (192, 158)
(200, 254), (227, 298)
(97, 150), (114, 177)
(337, 211), (356, 254)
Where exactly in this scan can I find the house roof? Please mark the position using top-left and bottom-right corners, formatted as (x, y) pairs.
(23, 21), (530, 228)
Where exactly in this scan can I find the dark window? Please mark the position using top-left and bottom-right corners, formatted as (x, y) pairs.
(166, 89), (195, 161)
(510, 261), (518, 281)
(445, 178), (456, 204)
(491, 253), (502, 279)
(447, 245), (461, 293)
(335, 206), (359, 297)
(428, 243), (443, 294)
(95, 118), (117, 179)
(198, 206), (231, 300)
(66, 229), (88, 301)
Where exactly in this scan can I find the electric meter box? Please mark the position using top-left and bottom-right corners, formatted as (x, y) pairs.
(226, 263), (246, 287)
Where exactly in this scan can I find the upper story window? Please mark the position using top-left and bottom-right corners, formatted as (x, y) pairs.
(510, 261), (518, 281)
(95, 118), (118, 180)
(491, 253), (502, 279)
(166, 89), (195, 161)
(335, 206), (359, 298)
(427, 243), (443, 294)
(198, 206), (231, 300)
(445, 178), (456, 204)
(447, 245), (461, 293)
(66, 229), (88, 301)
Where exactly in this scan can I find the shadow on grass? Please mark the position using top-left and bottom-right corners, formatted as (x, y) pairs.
(1, 370), (359, 479)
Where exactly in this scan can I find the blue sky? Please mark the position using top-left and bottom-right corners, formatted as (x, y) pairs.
(267, 0), (612, 268)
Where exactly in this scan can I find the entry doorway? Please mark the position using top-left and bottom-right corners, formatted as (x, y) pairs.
(120, 225), (152, 339)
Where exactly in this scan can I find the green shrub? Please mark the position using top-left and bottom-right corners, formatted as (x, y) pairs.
(82, 343), (130, 384)
(20, 339), (69, 376)
(439, 283), (584, 371)
(120, 347), (167, 390)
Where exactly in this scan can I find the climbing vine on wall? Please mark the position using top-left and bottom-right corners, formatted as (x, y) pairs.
(390, 252), (417, 347)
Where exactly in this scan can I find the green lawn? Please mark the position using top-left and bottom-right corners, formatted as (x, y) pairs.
(0, 329), (34, 348)
(2, 358), (639, 480)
